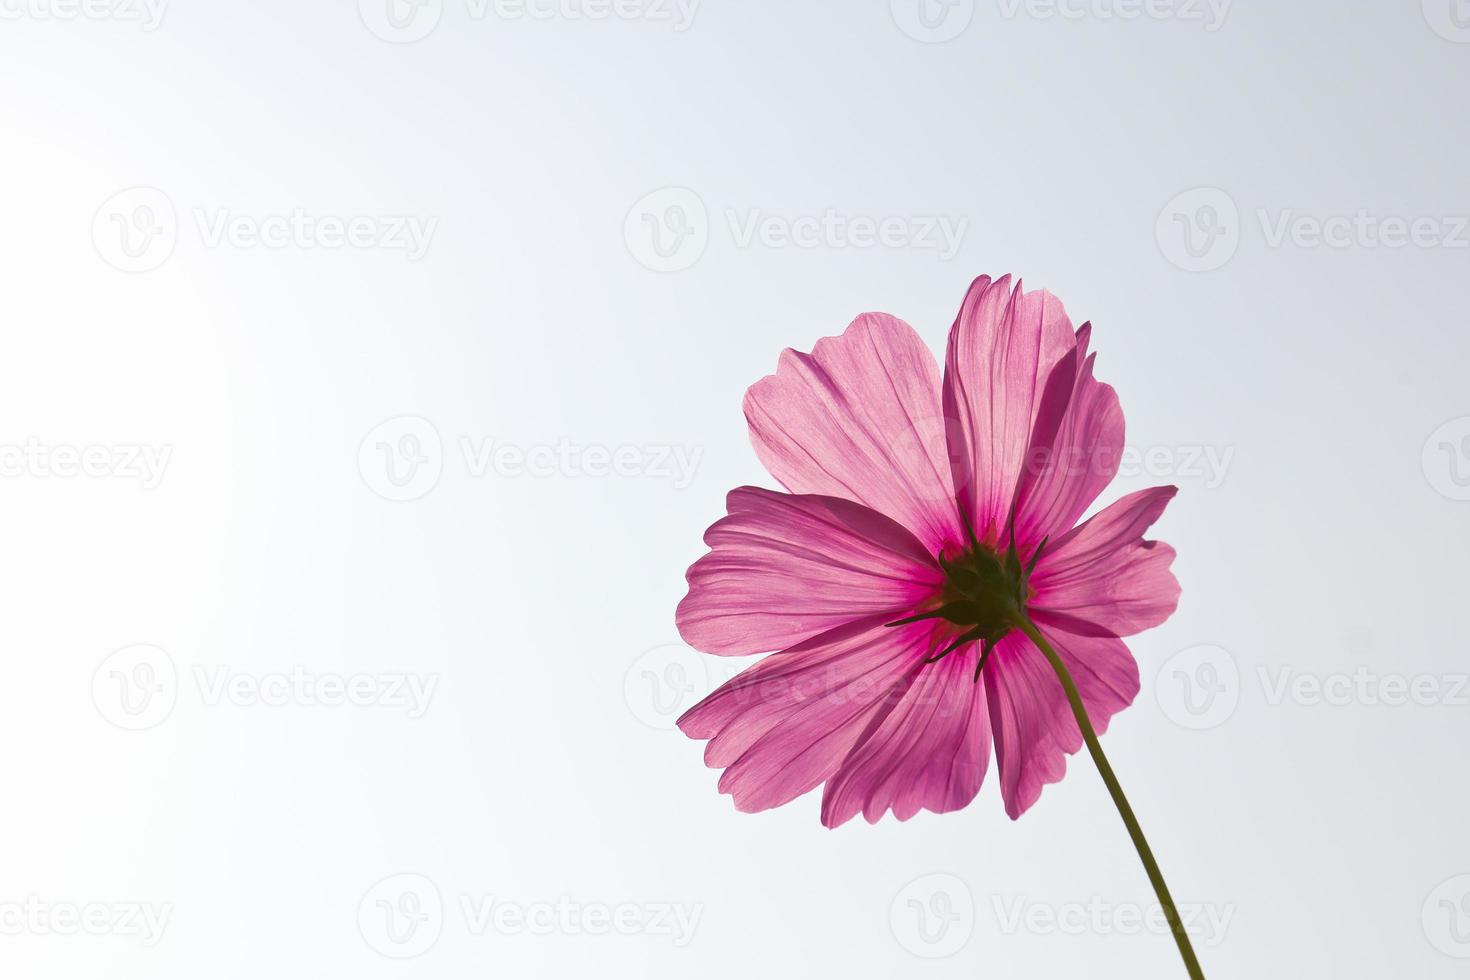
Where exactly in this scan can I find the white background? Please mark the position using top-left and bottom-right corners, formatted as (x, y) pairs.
(3, 1), (1469, 977)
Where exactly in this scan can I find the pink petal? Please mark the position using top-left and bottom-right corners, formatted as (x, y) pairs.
(1010, 324), (1126, 547)
(985, 624), (1141, 819)
(744, 312), (963, 554)
(676, 487), (943, 657)
(820, 648), (991, 827)
(679, 621), (937, 814)
(942, 275), (1078, 549)
(1029, 486), (1181, 638)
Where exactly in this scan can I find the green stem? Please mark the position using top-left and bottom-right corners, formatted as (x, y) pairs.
(1011, 613), (1206, 980)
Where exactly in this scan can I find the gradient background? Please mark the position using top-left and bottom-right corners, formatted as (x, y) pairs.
(2, 1), (1469, 977)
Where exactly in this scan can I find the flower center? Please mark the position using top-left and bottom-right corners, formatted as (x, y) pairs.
(932, 546), (1029, 642)
(887, 535), (1045, 681)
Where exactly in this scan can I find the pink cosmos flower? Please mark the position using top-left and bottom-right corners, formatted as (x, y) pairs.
(674, 274), (1181, 827)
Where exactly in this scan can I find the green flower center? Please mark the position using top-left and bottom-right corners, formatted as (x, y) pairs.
(887, 534), (1046, 681)
(932, 546), (1030, 642)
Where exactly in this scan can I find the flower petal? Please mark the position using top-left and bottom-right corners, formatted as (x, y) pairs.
(942, 275), (1077, 548)
(679, 621), (937, 814)
(676, 487), (943, 656)
(1029, 486), (1181, 638)
(985, 623), (1140, 819)
(744, 313), (962, 554)
(820, 647), (991, 827)
(1010, 325), (1126, 547)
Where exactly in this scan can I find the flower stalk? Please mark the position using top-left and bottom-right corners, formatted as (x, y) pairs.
(1010, 613), (1206, 980)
